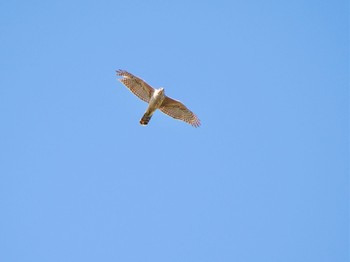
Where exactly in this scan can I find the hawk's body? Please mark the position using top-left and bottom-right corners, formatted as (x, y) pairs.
(140, 88), (165, 125)
(116, 70), (200, 127)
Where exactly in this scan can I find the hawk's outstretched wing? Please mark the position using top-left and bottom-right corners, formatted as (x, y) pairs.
(160, 96), (201, 127)
(116, 70), (154, 103)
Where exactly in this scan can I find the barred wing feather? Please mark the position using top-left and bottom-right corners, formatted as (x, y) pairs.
(160, 96), (200, 127)
(116, 70), (154, 103)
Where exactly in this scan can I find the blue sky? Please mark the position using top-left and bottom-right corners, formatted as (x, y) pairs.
(0, 0), (348, 261)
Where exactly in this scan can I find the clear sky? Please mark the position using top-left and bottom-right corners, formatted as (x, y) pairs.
(0, 0), (348, 261)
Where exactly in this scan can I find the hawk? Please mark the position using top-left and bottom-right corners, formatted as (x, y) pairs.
(116, 70), (200, 127)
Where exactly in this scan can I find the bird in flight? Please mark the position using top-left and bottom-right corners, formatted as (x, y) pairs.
(116, 70), (200, 127)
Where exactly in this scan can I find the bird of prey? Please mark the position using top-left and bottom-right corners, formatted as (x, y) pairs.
(116, 70), (200, 127)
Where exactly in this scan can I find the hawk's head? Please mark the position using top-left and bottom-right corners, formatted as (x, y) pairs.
(157, 88), (165, 95)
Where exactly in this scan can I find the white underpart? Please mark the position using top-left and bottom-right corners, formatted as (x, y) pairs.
(145, 88), (165, 116)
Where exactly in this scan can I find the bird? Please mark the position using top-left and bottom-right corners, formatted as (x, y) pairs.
(116, 70), (200, 127)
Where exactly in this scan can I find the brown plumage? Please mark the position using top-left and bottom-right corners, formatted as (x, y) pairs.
(116, 70), (200, 127)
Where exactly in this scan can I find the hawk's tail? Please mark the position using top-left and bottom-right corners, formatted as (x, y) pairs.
(140, 113), (152, 126)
